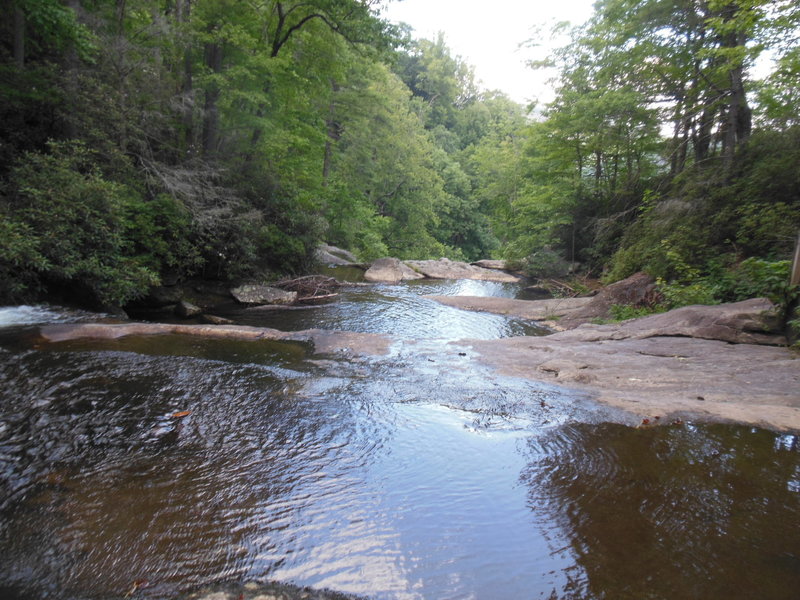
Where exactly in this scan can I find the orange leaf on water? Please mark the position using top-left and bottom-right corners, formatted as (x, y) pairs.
(171, 410), (192, 418)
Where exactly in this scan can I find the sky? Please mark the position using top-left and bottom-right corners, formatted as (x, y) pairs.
(380, 0), (596, 106)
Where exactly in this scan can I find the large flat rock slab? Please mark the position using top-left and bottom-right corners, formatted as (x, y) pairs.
(38, 323), (390, 356)
(467, 334), (800, 432)
(426, 295), (592, 322)
(553, 298), (785, 345)
(405, 258), (522, 283)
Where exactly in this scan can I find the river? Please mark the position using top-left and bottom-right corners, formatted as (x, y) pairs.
(1, 277), (799, 600)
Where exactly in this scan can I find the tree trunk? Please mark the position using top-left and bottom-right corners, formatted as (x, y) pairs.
(720, 31), (751, 171)
(13, 6), (25, 68)
(201, 40), (223, 157)
(693, 105), (715, 164)
(322, 80), (341, 186)
(175, 0), (195, 157)
(65, 0), (82, 140)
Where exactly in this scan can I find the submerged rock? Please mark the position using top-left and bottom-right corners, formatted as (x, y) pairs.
(230, 284), (297, 306)
(364, 258), (425, 283)
(200, 314), (234, 325)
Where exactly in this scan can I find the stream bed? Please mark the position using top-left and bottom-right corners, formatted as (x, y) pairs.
(1, 279), (799, 600)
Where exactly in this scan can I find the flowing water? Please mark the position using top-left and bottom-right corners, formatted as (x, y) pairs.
(0, 279), (799, 600)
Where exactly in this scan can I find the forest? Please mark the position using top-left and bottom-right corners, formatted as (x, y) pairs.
(1, 0), (799, 313)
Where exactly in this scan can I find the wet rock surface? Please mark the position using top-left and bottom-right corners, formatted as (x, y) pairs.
(39, 322), (392, 357)
(468, 333), (800, 431)
(428, 294), (799, 430)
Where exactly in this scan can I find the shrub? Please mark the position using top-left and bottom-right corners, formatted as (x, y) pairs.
(523, 248), (571, 279)
(2, 141), (164, 305)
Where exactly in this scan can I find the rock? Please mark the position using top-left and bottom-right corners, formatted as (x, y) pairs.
(427, 295), (592, 322)
(364, 258), (426, 283)
(201, 314), (234, 325)
(39, 322), (391, 357)
(471, 259), (509, 271)
(136, 285), (183, 308)
(175, 300), (202, 318)
(554, 297), (786, 345)
(558, 271), (657, 328)
(405, 258), (522, 283)
(315, 243), (358, 265)
(230, 284), (297, 306)
(469, 325), (800, 432)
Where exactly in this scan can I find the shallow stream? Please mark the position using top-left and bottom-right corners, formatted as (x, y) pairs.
(1, 278), (799, 599)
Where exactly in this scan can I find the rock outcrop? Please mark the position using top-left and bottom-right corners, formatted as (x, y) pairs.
(315, 244), (359, 265)
(364, 258), (426, 283)
(405, 258), (522, 283)
(468, 329), (799, 432)
(471, 259), (510, 271)
(555, 297), (785, 345)
(557, 271), (658, 328)
(427, 295), (592, 322)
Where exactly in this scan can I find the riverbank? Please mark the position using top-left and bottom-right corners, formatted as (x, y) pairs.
(431, 295), (800, 432)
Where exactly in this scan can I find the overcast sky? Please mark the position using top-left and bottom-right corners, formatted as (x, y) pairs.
(380, 0), (596, 106)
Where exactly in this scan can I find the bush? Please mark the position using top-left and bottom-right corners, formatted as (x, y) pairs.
(0, 141), (189, 305)
(522, 248), (571, 279)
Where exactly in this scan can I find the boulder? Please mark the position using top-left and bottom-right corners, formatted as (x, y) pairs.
(555, 297), (786, 345)
(139, 285), (183, 307)
(558, 271), (657, 328)
(364, 258), (426, 283)
(175, 300), (203, 318)
(315, 244), (358, 265)
(471, 259), (510, 271)
(230, 284), (297, 306)
(405, 258), (522, 283)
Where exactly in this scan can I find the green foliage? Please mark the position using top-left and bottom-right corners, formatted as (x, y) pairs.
(656, 278), (719, 309)
(521, 248), (571, 280)
(2, 141), (162, 305)
(713, 258), (793, 304)
(609, 303), (662, 321)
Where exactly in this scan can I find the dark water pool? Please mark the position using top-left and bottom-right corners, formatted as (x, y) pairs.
(0, 282), (798, 600)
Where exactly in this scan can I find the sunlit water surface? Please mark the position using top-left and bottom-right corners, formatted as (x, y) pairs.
(1, 278), (799, 600)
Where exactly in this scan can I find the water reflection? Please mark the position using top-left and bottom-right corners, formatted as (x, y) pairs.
(522, 423), (800, 599)
(215, 279), (548, 340)
(1, 291), (800, 600)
